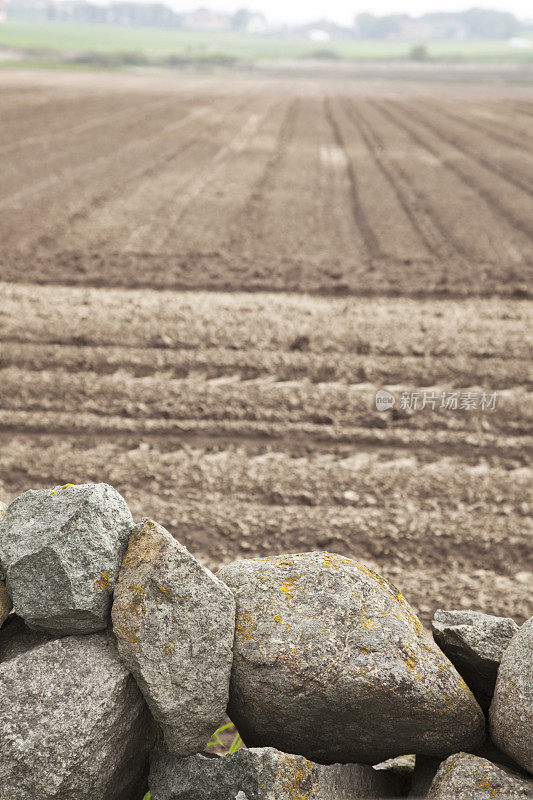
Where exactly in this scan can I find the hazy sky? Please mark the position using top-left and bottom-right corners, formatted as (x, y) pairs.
(174, 1), (532, 26)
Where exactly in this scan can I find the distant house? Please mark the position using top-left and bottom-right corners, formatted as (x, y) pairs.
(242, 13), (267, 34)
(6, 0), (51, 22)
(6, 0), (180, 26)
(308, 29), (331, 43)
(354, 9), (522, 41)
(298, 19), (352, 40)
(230, 9), (267, 34)
(181, 7), (231, 31)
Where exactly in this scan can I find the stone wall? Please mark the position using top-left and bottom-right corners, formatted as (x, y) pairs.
(0, 484), (531, 799)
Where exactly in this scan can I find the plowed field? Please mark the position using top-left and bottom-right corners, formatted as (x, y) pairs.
(0, 69), (531, 626)
(1, 70), (532, 296)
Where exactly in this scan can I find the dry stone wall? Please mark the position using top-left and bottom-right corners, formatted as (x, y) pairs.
(0, 483), (531, 800)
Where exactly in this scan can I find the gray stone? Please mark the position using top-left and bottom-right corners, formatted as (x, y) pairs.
(112, 518), (236, 758)
(427, 752), (533, 799)
(0, 501), (10, 628)
(0, 629), (156, 800)
(472, 735), (531, 776)
(149, 746), (399, 800)
(490, 617), (533, 775)
(432, 609), (519, 710)
(0, 483), (133, 634)
(218, 553), (485, 765)
(0, 613), (53, 663)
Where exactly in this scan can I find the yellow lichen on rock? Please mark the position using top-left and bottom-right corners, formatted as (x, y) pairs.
(121, 518), (162, 570)
(279, 575), (299, 600)
(94, 571), (110, 592)
(47, 484), (75, 497)
(128, 584), (147, 607)
(114, 611), (140, 646)
(477, 774), (497, 798)
(319, 552), (352, 570)
(236, 608), (254, 641)
(359, 615), (378, 631)
(277, 755), (314, 800)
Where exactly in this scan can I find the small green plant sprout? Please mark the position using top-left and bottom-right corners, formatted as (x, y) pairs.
(140, 723), (243, 799)
(206, 721), (243, 754)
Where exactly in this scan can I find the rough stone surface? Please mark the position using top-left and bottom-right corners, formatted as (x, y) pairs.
(432, 609), (519, 710)
(0, 629), (156, 800)
(490, 617), (533, 775)
(0, 483), (134, 634)
(472, 735), (530, 776)
(0, 501), (10, 628)
(149, 746), (398, 800)
(427, 752), (533, 799)
(112, 517), (236, 758)
(0, 613), (53, 663)
(218, 553), (485, 765)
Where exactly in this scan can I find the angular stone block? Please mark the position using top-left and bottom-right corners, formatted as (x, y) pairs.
(490, 617), (533, 775)
(149, 746), (399, 800)
(112, 518), (235, 757)
(427, 752), (533, 799)
(432, 609), (518, 710)
(0, 630), (156, 799)
(0, 483), (133, 634)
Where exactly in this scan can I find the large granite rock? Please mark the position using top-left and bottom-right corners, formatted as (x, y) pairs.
(0, 483), (133, 634)
(112, 518), (236, 757)
(0, 613), (53, 663)
(427, 752), (533, 799)
(0, 501), (10, 627)
(472, 735), (531, 776)
(432, 610), (519, 710)
(149, 746), (399, 800)
(0, 630), (156, 800)
(490, 617), (533, 775)
(218, 553), (485, 765)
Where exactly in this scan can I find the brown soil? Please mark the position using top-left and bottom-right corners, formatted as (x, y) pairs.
(0, 69), (531, 297)
(0, 69), (531, 629)
(0, 284), (531, 627)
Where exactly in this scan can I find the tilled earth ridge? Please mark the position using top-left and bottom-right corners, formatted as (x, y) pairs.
(0, 284), (531, 628)
(0, 70), (532, 297)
